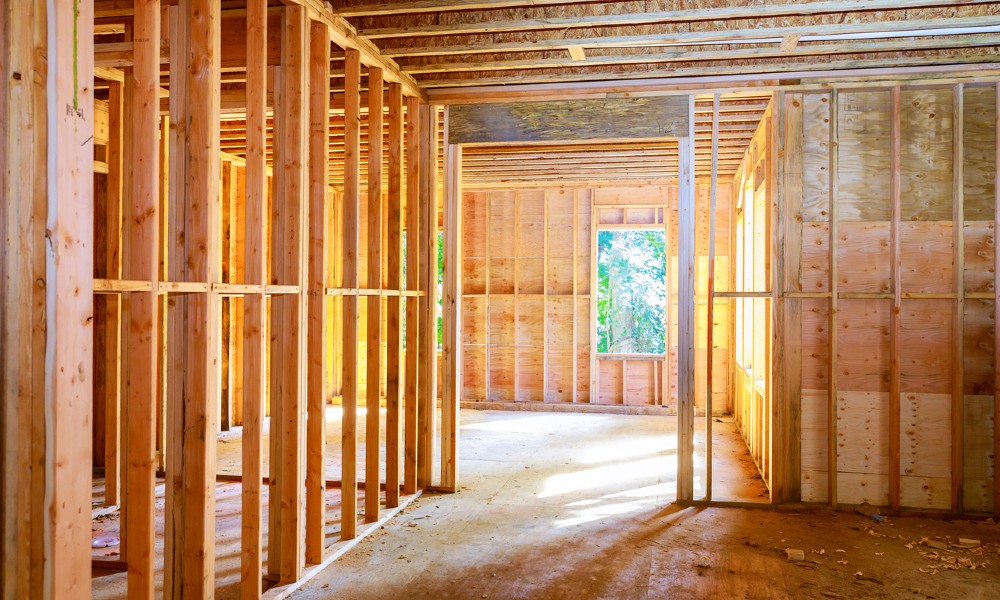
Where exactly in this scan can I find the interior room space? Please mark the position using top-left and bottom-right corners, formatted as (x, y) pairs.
(4, 2), (1000, 599)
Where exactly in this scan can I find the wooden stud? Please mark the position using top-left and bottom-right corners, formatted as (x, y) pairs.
(0, 2), (48, 591)
(342, 47), (361, 540)
(157, 116), (169, 474)
(123, 1), (160, 595)
(706, 93), (719, 501)
(366, 66), (384, 523)
(781, 92), (803, 502)
(441, 113), (462, 491)
(828, 89), (839, 508)
(386, 82), (404, 507)
(889, 86), (902, 512)
(994, 82), (1000, 520)
(269, 5), (308, 582)
(953, 83), (965, 514)
(306, 17), (330, 565)
(677, 95), (696, 502)
(164, 1), (221, 596)
(241, 0), (267, 595)
(104, 80), (124, 509)
(591, 202), (599, 403)
(43, 0), (95, 596)
(770, 93), (786, 503)
(417, 103), (438, 488)
(403, 95), (420, 496)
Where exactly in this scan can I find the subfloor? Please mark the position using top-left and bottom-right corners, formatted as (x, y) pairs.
(292, 410), (1000, 600)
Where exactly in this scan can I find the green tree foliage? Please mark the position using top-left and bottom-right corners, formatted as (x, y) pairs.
(597, 230), (666, 354)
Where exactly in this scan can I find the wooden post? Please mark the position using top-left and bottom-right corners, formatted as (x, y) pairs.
(782, 92), (804, 502)
(44, 2), (93, 596)
(441, 111), (462, 492)
(403, 96), (421, 495)
(269, 5), (308, 582)
(952, 83), (965, 514)
(366, 66), (384, 523)
(241, 0), (268, 595)
(0, 3), (48, 593)
(306, 18), (330, 565)
(677, 96), (696, 502)
(104, 80), (124, 509)
(889, 86), (902, 512)
(164, 1), (221, 597)
(417, 103), (439, 488)
(770, 92), (786, 504)
(994, 82), (1000, 521)
(828, 90), (840, 508)
(341, 47), (362, 540)
(123, 1), (160, 595)
(386, 82), (404, 507)
(706, 93), (719, 501)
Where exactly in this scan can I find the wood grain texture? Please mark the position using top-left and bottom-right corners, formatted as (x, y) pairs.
(306, 18), (331, 565)
(449, 96), (690, 144)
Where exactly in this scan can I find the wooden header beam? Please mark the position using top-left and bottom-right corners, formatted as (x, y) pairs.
(448, 96), (690, 144)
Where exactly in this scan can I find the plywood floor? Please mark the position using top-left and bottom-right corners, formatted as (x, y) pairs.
(291, 410), (1000, 600)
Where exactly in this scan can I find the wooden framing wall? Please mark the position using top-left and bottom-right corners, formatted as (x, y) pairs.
(727, 104), (775, 493)
(460, 181), (729, 410)
(33, 1), (447, 597)
(773, 82), (1000, 514)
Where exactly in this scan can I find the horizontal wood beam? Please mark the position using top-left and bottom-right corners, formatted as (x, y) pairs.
(361, 1), (998, 38)
(381, 15), (1000, 57)
(401, 35), (1000, 75)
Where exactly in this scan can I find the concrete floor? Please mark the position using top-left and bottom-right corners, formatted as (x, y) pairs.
(291, 410), (1000, 600)
(90, 407), (764, 598)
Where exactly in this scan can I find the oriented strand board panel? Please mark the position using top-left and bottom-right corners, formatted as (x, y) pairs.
(964, 86), (997, 221)
(836, 299), (890, 393)
(801, 94), (831, 222)
(900, 88), (954, 222)
(449, 96), (690, 144)
(838, 91), (891, 222)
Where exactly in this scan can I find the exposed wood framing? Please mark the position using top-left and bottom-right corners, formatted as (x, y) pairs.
(241, 0), (269, 596)
(386, 82), (404, 508)
(341, 47), (362, 540)
(306, 17), (331, 565)
(441, 111), (462, 491)
(417, 103), (438, 488)
(889, 86), (902, 512)
(164, 1), (221, 596)
(365, 66), (384, 523)
(403, 95), (421, 496)
(123, 1), (160, 595)
(952, 84), (966, 514)
(677, 96), (696, 502)
(827, 90), (839, 508)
